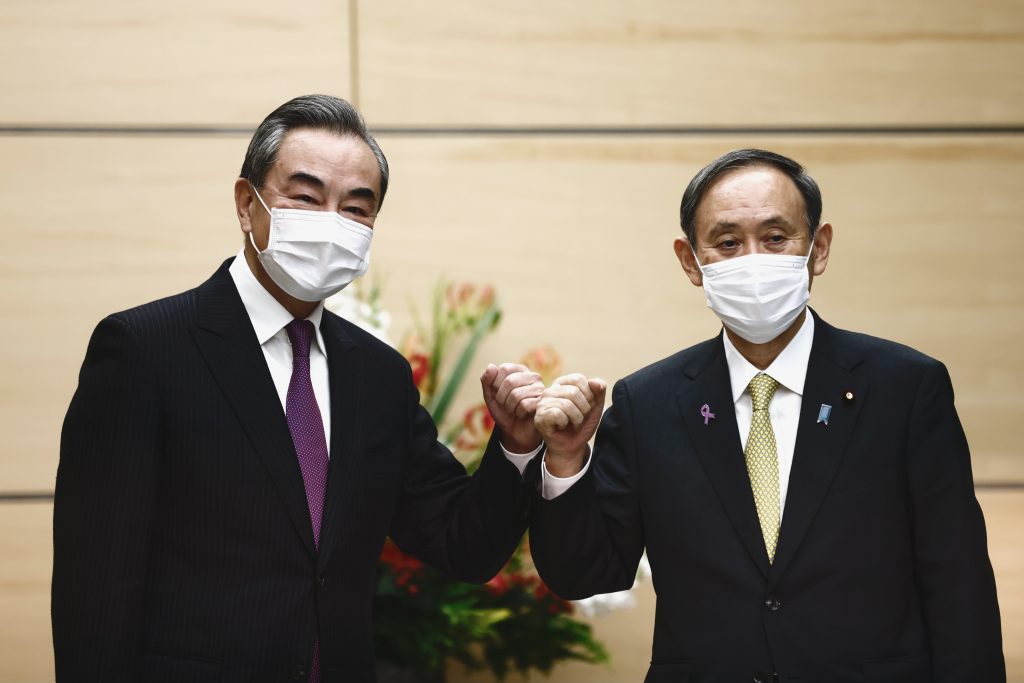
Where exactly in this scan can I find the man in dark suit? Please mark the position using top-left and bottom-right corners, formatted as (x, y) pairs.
(52, 94), (543, 682)
(529, 149), (1005, 682)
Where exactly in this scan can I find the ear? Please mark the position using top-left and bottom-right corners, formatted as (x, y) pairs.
(674, 236), (704, 287)
(810, 222), (833, 277)
(234, 178), (255, 235)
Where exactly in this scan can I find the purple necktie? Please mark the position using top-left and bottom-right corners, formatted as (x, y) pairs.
(285, 319), (328, 683)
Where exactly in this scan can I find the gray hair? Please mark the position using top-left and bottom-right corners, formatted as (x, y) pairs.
(240, 94), (389, 209)
(679, 148), (822, 246)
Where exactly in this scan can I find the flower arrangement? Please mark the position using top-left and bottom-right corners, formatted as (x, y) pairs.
(327, 278), (609, 682)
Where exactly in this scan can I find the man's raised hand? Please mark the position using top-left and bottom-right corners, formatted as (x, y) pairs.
(534, 373), (607, 477)
(480, 363), (545, 453)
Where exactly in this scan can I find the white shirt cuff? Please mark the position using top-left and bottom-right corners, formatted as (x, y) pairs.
(500, 441), (543, 477)
(540, 447), (591, 500)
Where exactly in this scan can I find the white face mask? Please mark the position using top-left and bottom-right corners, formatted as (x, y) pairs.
(693, 243), (813, 344)
(249, 185), (373, 302)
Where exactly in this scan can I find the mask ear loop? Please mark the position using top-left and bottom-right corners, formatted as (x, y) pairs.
(248, 182), (273, 254)
(689, 245), (708, 274)
(801, 227), (819, 272)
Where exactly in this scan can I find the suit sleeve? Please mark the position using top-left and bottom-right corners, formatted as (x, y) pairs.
(386, 368), (532, 584)
(906, 361), (1005, 681)
(52, 315), (160, 681)
(529, 380), (645, 600)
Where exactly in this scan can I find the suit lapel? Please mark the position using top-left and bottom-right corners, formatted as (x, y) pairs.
(679, 337), (771, 578)
(316, 312), (368, 573)
(770, 314), (868, 583)
(189, 261), (317, 558)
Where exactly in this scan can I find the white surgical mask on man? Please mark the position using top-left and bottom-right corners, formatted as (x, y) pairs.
(248, 184), (373, 302)
(693, 240), (814, 344)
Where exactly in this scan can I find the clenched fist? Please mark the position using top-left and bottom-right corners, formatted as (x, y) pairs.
(534, 373), (607, 477)
(480, 363), (546, 453)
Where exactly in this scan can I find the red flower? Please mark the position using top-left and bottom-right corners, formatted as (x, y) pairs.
(533, 578), (574, 614)
(485, 574), (509, 596)
(408, 352), (430, 389)
(454, 403), (495, 453)
(380, 540), (425, 593)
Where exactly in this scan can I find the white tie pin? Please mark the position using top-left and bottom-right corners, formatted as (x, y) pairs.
(817, 404), (832, 425)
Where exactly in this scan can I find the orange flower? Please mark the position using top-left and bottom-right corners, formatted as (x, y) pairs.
(476, 285), (495, 310)
(445, 282), (496, 324)
(521, 346), (563, 385)
(444, 282), (472, 310)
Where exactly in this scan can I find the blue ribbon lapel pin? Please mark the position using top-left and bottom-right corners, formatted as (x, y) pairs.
(817, 404), (832, 426)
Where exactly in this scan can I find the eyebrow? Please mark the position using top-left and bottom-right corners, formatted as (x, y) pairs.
(347, 186), (378, 204)
(285, 171), (326, 189)
(707, 214), (795, 237)
(283, 173), (378, 206)
(758, 214), (795, 229)
(704, 221), (740, 243)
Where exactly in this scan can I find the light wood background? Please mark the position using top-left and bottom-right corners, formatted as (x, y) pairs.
(0, 0), (1021, 681)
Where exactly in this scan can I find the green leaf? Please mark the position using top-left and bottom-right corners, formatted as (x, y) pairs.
(426, 281), (447, 404)
(426, 302), (501, 425)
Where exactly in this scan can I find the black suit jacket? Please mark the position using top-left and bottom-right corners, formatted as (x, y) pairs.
(53, 260), (531, 682)
(531, 312), (1004, 683)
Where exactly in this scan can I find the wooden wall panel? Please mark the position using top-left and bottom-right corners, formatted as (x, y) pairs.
(4, 492), (1021, 683)
(0, 503), (53, 683)
(2, 2), (1021, 681)
(369, 135), (1024, 482)
(0, 136), (244, 490)
(987, 491), (1024, 680)
(0, 0), (352, 126)
(358, 0), (1024, 127)
(0, 135), (1021, 491)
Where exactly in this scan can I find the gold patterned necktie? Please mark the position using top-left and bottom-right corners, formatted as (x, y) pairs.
(745, 372), (781, 562)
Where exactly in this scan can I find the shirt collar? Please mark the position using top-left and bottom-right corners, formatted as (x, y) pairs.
(722, 310), (815, 403)
(228, 250), (326, 353)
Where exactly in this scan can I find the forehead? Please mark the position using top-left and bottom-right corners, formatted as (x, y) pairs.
(694, 165), (805, 231)
(271, 127), (380, 189)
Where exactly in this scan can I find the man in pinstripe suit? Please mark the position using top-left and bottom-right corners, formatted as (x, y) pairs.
(52, 95), (543, 682)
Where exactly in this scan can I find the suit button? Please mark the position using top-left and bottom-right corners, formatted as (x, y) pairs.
(763, 596), (781, 611)
(318, 575), (327, 587)
(292, 664), (306, 680)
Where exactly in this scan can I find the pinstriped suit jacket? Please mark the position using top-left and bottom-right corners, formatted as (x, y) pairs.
(53, 259), (531, 682)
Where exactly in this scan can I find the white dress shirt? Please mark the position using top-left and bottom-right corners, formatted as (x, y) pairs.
(722, 312), (814, 512)
(230, 250), (541, 470)
(228, 251), (333, 453)
(533, 312), (815, 509)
